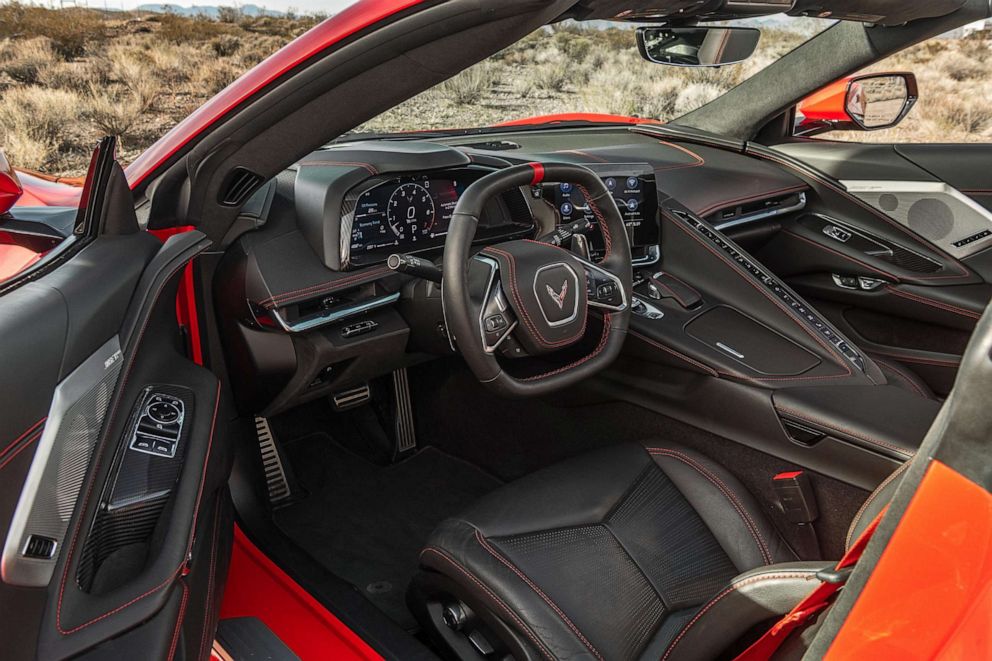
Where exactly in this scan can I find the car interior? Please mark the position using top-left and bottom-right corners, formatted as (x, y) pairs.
(1, 0), (991, 659)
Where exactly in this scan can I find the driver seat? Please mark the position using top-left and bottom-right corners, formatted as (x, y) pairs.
(409, 442), (901, 660)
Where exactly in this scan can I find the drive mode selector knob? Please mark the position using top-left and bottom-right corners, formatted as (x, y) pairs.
(147, 401), (181, 425)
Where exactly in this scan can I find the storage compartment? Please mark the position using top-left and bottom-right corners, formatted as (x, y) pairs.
(685, 305), (821, 375)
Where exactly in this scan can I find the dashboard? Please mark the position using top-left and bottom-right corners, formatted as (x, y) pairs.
(343, 168), (533, 267)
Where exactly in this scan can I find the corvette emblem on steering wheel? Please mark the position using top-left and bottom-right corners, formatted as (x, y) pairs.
(546, 280), (569, 310)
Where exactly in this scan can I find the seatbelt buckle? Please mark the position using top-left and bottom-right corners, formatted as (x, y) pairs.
(773, 471), (820, 559)
(815, 565), (855, 585)
(773, 471), (819, 523)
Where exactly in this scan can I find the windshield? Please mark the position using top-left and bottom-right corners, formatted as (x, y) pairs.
(355, 18), (831, 135)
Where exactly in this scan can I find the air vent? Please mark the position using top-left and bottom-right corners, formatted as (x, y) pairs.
(219, 167), (264, 207)
(23, 535), (57, 559)
(462, 140), (521, 151)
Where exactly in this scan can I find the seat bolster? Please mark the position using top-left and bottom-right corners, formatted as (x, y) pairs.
(845, 461), (909, 549)
(645, 444), (796, 570)
(654, 562), (828, 661)
(420, 518), (598, 661)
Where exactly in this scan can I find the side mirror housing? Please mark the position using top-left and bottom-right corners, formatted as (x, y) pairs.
(0, 151), (23, 215)
(636, 26), (760, 67)
(796, 72), (918, 136)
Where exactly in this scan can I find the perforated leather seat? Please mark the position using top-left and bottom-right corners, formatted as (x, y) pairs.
(410, 442), (902, 661)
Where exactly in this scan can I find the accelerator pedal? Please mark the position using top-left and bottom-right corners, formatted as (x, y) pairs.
(254, 416), (293, 507)
(392, 368), (417, 455)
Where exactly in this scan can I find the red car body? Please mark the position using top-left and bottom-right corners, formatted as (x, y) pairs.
(2, 2), (990, 658)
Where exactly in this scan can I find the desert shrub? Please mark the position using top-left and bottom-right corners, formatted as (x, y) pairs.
(532, 56), (570, 92)
(85, 82), (157, 140)
(0, 37), (56, 83)
(1, 131), (51, 170)
(37, 60), (102, 92)
(923, 96), (992, 133)
(0, 3), (104, 59)
(0, 86), (80, 167)
(674, 82), (723, 115)
(217, 6), (242, 24)
(157, 13), (234, 44)
(193, 59), (242, 95)
(553, 31), (593, 62)
(212, 35), (241, 57)
(938, 52), (986, 81)
(439, 63), (499, 105)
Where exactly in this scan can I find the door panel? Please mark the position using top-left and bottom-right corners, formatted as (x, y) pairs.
(756, 141), (992, 396)
(0, 141), (231, 659)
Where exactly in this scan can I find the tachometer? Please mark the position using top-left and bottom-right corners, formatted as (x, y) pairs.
(387, 183), (435, 239)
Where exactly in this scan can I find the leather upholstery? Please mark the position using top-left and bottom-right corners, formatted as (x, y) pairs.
(868, 354), (939, 401)
(417, 442), (797, 660)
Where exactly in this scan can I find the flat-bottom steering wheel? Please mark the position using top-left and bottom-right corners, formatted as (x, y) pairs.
(442, 162), (632, 397)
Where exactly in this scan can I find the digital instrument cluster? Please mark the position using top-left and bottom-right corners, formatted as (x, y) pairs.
(345, 169), (533, 266)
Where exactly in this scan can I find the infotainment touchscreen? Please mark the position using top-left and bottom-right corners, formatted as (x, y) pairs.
(547, 163), (660, 259)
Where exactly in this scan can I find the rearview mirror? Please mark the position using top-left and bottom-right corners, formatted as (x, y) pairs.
(796, 72), (918, 136)
(636, 26), (760, 67)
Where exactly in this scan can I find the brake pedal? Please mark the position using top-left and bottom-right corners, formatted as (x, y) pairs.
(392, 368), (417, 455)
(254, 416), (292, 507)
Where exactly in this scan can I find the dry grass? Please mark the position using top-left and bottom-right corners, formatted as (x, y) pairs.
(0, 6), (989, 177)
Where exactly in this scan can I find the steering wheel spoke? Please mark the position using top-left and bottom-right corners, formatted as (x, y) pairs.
(578, 256), (628, 312)
(474, 255), (518, 353)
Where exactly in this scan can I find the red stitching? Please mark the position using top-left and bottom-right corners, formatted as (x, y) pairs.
(754, 151), (972, 281)
(296, 160), (378, 175)
(629, 331), (719, 377)
(661, 571), (818, 660)
(846, 462), (909, 550)
(668, 215), (853, 377)
(647, 448), (773, 565)
(779, 228), (897, 281)
(774, 405), (914, 458)
(420, 547), (554, 660)
(167, 580), (189, 661)
(198, 495), (224, 659)
(475, 531), (604, 661)
(872, 357), (928, 399)
(883, 285), (981, 320)
(867, 350), (960, 367)
(0, 428), (44, 471)
(653, 141), (706, 170)
(483, 246), (588, 349)
(0, 416), (46, 458)
(575, 185), (613, 258)
(522, 314), (613, 382)
(694, 184), (808, 218)
(260, 265), (392, 308)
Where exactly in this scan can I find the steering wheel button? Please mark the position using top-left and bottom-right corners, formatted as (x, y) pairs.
(485, 314), (507, 332)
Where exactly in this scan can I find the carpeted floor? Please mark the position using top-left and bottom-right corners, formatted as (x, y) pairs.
(273, 434), (502, 630)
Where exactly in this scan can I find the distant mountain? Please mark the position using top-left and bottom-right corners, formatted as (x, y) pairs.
(134, 4), (284, 18)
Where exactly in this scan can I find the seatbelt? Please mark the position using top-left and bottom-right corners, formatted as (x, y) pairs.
(733, 509), (887, 660)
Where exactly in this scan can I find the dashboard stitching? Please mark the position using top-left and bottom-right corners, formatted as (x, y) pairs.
(667, 214), (853, 377)
(778, 228), (898, 281)
(773, 405), (914, 458)
(651, 140), (706, 171)
(482, 246), (589, 350)
(260, 265), (392, 308)
(754, 150), (972, 281)
(883, 285), (982, 320)
(867, 357), (929, 399)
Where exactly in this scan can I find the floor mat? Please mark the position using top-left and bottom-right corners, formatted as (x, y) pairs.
(273, 434), (502, 630)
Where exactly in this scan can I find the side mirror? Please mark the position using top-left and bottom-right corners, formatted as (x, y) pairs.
(636, 26), (760, 67)
(796, 72), (918, 136)
(0, 151), (23, 215)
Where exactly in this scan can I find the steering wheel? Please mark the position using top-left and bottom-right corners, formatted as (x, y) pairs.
(442, 162), (632, 397)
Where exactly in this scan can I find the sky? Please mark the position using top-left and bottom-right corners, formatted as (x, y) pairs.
(49, 0), (360, 13)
